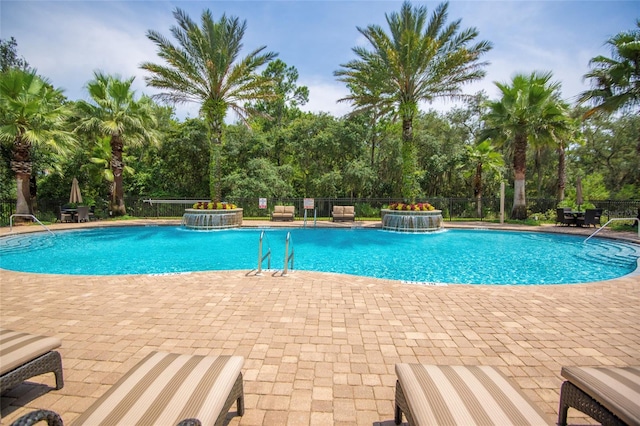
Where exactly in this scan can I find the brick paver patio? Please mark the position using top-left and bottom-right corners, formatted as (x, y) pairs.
(1, 220), (639, 425)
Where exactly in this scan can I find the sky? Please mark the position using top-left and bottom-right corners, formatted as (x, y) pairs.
(1, 1), (637, 121)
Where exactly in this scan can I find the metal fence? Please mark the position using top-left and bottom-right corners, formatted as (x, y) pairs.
(1, 197), (639, 227)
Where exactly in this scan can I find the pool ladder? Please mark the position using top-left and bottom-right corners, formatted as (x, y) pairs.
(257, 231), (294, 276)
(283, 232), (295, 276)
(256, 231), (271, 275)
(9, 214), (54, 236)
(584, 217), (639, 243)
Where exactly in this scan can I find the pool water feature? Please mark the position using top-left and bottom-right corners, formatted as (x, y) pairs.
(1, 227), (638, 284)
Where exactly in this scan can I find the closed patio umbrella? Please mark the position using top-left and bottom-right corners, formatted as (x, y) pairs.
(69, 177), (83, 204)
(576, 176), (583, 211)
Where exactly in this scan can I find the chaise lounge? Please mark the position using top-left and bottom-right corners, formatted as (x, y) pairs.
(331, 205), (356, 222)
(0, 328), (64, 394)
(558, 365), (640, 426)
(10, 351), (245, 426)
(271, 205), (295, 221)
(394, 363), (551, 425)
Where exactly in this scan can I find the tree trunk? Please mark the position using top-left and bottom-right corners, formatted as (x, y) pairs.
(401, 116), (419, 201)
(11, 134), (33, 217)
(14, 172), (32, 216)
(556, 145), (566, 203)
(511, 132), (528, 219)
(474, 163), (482, 217)
(209, 115), (224, 202)
(110, 135), (126, 216)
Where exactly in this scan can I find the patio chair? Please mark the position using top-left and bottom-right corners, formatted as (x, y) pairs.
(558, 366), (640, 426)
(331, 205), (356, 222)
(394, 364), (551, 425)
(75, 206), (90, 223)
(10, 351), (245, 426)
(58, 206), (72, 223)
(271, 205), (295, 221)
(576, 208), (602, 228)
(555, 208), (576, 226)
(0, 328), (64, 394)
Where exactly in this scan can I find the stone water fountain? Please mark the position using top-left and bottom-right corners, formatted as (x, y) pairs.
(381, 204), (444, 232)
(181, 202), (243, 230)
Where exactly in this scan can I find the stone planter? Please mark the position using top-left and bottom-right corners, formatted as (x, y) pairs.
(181, 208), (243, 230)
(381, 209), (444, 232)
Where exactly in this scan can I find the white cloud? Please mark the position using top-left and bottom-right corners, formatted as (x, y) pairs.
(299, 78), (352, 117)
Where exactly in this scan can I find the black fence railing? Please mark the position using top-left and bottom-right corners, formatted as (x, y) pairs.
(1, 197), (639, 227)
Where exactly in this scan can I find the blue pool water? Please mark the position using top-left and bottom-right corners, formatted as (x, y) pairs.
(0, 226), (638, 284)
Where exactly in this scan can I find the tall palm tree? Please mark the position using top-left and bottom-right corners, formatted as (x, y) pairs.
(140, 8), (277, 202)
(481, 71), (572, 219)
(579, 20), (640, 153)
(0, 68), (73, 216)
(335, 1), (492, 200)
(466, 140), (504, 217)
(75, 72), (156, 216)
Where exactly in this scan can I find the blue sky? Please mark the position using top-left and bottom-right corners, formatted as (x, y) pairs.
(1, 1), (636, 120)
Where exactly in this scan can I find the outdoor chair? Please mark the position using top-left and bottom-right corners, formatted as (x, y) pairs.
(555, 208), (576, 226)
(10, 351), (245, 426)
(75, 206), (90, 223)
(0, 328), (64, 394)
(558, 366), (640, 426)
(577, 208), (602, 228)
(58, 206), (72, 223)
(394, 363), (551, 425)
(331, 205), (356, 222)
(271, 205), (295, 221)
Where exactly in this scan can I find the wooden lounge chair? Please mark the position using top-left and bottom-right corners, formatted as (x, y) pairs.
(11, 351), (244, 426)
(558, 366), (640, 426)
(0, 329), (64, 394)
(394, 364), (551, 425)
(331, 205), (356, 222)
(271, 205), (295, 221)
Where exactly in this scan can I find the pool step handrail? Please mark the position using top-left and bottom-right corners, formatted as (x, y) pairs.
(584, 217), (639, 243)
(256, 230), (271, 275)
(283, 232), (295, 276)
(9, 214), (54, 236)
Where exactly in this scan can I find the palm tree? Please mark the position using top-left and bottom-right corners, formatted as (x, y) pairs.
(335, 1), (492, 200)
(466, 140), (504, 217)
(75, 72), (156, 216)
(0, 68), (73, 216)
(140, 8), (277, 202)
(481, 71), (572, 219)
(579, 20), (640, 153)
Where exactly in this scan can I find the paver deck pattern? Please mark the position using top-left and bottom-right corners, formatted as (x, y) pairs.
(1, 220), (639, 425)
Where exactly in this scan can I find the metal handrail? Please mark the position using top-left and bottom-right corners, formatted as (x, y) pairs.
(283, 232), (295, 276)
(585, 217), (639, 243)
(256, 230), (271, 275)
(9, 214), (54, 236)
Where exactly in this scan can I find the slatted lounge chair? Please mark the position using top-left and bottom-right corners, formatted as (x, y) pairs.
(558, 366), (640, 426)
(394, 364), (551, 425)
(11, 351), (245, 426)
(0, 328), (64, 394)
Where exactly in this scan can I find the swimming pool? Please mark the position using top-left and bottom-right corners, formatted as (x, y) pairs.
(0, 226), (638, 284)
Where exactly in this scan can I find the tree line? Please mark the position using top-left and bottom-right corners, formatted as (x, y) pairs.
(1, 3), (638, 220)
